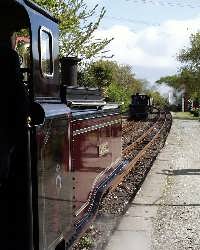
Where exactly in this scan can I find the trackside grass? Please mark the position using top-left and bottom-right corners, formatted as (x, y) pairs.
(172, 112), (199, 120)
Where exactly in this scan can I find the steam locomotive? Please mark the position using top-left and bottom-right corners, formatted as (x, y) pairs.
(129, 93), (152, 120)
(0, 1), (156, 250)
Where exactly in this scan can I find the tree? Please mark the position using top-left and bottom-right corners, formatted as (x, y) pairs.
(156, 75), (182, 90)
(78, 60), (144, 111)
(79, 60), (117, 89)
(178, 32), (200, 72)
(176, 32), (200, 100)
(34, 0), (113, 59)
(105, 82), (130, 112)
(156, 32), (200, 103)
(156, 70), (200, 100)
(79, 60), (143, 91)
(146, 90), (168, 108)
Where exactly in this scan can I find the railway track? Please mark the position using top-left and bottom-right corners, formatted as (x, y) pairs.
(110, 110), (168, 192)
(122, 111), (160, 148)
(123, 111), (165, 158)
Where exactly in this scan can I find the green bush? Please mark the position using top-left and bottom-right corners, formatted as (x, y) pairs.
(193, 108), (200, 117)
(190, 108), (200, 117)
(104, 83), (132, 112)
(79, 235), (93, 249)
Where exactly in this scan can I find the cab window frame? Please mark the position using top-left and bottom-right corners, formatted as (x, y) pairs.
(39, 26), (54, 78)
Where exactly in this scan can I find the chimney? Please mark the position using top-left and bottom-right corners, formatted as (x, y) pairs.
(60, 57), (81, 87)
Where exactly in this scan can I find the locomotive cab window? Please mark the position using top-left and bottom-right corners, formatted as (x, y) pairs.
(39, 27), (54, 77)
(16, 29), (31, 87)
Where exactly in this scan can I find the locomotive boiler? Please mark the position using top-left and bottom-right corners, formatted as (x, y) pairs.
(0, 1), (125, 249)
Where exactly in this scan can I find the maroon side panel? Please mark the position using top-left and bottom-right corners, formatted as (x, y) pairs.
(36, 112), (75, 249)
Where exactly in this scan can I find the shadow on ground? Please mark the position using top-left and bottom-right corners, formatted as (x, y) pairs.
(157, 169), (200, 176)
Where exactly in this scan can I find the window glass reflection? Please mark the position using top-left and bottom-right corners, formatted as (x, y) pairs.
(40, 29), (53, 76)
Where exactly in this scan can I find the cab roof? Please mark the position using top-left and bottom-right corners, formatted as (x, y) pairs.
(0, 0), (58, 24)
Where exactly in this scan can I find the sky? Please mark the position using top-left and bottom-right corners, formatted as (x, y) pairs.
(84, 0), (200, 93)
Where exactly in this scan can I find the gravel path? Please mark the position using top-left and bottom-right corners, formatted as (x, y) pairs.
(152, 119), (200, 250)
(105, 118), (200, 250)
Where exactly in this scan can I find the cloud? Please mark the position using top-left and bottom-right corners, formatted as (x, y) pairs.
(94, 16), (200, 83)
